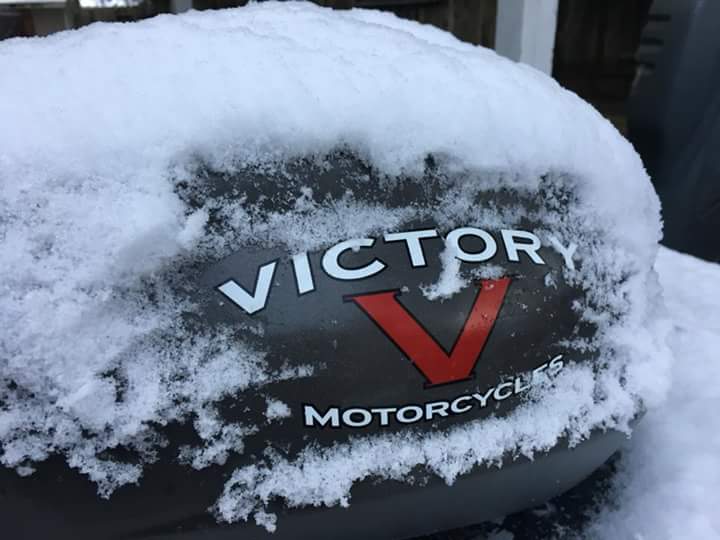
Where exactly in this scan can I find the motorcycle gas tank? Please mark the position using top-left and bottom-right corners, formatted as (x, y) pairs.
(1, 154), (602, 540)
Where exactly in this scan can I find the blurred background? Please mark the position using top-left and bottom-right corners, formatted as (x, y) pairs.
(2, 0), (717, 261)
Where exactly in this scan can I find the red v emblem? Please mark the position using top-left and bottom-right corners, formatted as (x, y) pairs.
(347, 278), (510, 386)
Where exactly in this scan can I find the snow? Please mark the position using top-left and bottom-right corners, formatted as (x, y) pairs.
(215, 360), (632, 526)
(265, 398), (291, 422)
(421, 241), (468, 301)
(0, 1), (672, 532)
(587, 247), (720, 540)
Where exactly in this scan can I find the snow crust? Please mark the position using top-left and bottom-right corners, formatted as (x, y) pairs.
(0, 1), (671, 531)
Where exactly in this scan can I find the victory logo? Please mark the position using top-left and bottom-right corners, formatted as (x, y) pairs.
(346, 278), (510, 386)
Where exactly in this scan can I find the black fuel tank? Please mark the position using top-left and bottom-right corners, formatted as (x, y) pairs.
(1, 152), (623, 540)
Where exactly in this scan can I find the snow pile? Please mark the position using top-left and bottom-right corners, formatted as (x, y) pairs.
(587, 248), (720, 540)
(0, 1), (670, 530)
(265, 398), (291, 422)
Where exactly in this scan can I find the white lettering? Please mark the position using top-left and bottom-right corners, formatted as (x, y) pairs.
(501, 229), (545, 265)
(493, 381), (514, 401)
(446, 227), (498, 262)
(425, 400), (450, 419)
(472, 387), (496, 408)
(302, 359), (568, 429)
(549, 354), (564, 372)
(548, 236), (577, 271)
(321, 238), (386, 280)
(370, 407), (397, 426)
(291, 252), (315, 295)
(304, 405), (339, 428)
(384, 229), (438, 267)
(397, 405), (424, 424)
(450, 395), (473, 414)
(217, 261), (277, 315)
(342, 408), (373, 428)
(514, 375), (532, 394)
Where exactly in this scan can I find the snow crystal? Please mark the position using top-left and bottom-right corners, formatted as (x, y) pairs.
(265, 398), (291, 422)
(0, 1), (670, 532)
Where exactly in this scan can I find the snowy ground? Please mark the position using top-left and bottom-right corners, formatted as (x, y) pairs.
(589, 246), (720, 539)
(427, 247), (720, 540)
